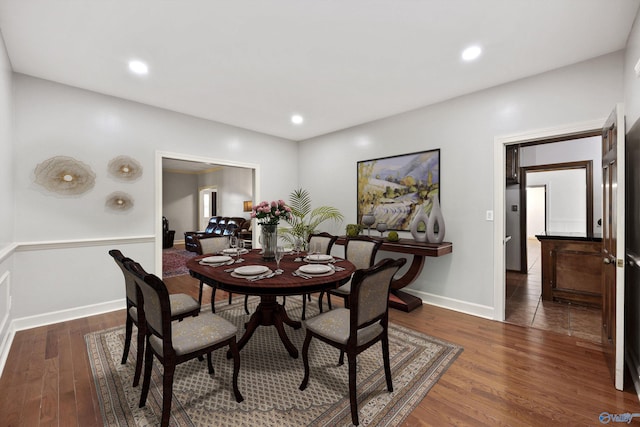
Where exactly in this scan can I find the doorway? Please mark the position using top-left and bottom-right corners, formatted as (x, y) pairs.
(504, 146), (600, 339)
(519, 160), (593, 273)
(199, 187), (218, 230)
(493, 119), (604, 322)
(526, 185), (546, 245)
(154, 151), (260, 277)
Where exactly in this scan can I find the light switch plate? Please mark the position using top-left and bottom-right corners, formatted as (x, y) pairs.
(486, 210), (494, 221)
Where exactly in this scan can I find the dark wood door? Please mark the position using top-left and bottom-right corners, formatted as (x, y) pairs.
(602, 105), (625, 390)
(625, 117), (640, 397)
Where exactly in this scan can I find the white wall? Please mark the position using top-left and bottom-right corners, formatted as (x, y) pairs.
(625, 8), (640, 129)
(0, 31), (14, 369)
(10, 74), (298, 320)
(527, 169), (587, 233)
(163, 170), (199, 240)
(299, 52), (623, 314)
(526, 187), (546, 238)
(199, 166), (253, 220)
(0, 35), (12, 249)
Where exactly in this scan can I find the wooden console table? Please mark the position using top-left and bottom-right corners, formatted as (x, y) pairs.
(335, 236), (453, 312)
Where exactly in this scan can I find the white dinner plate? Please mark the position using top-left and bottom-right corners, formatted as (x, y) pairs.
(299, 264), (332, 275)
(202, 255), (232, 264)
(305, 254), (333, 263)
(233, 265), (269, 276)
(222, 248), (249, 255)
(231, 269), (273, 279)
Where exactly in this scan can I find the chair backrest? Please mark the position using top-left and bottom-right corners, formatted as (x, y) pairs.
(308, 232), (338, 255)
(198, 235), (230, 254)
(345, 236), (382, 269)
(350, 258), (406, 329)
(126, 260), (172, 347)
(109, 249), (138, 305)
(162, 216), (169, 232)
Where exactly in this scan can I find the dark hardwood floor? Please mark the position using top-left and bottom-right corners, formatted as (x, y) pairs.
(1, 271), (639, 426)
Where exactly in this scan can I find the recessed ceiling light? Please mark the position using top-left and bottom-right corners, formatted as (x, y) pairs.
(291, 114), (304, 125)
(461, 45), (482, 62)
(128, 60), (149, 75)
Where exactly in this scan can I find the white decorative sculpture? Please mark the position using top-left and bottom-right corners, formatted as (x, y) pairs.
(426, 196), (445, 243)
(410, 204), (429, 242)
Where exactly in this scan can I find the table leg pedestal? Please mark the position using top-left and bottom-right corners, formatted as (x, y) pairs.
(227, 295), (300, 359)
(389, 290), (423, 312)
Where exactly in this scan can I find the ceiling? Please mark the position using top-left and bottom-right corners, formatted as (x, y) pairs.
(1, 0), (639, 141)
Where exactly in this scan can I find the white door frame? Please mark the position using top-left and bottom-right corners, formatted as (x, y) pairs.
(155, 151), (260, 276)
(492, 118), (606, 320)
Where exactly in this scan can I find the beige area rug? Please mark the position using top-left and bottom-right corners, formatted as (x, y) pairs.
(86, 296), (462, 426)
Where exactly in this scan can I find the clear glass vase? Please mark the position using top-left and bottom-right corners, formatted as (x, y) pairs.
(260, 223), (278, 260)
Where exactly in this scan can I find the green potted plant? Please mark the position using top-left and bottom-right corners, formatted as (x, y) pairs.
(279, 188), (344, 249)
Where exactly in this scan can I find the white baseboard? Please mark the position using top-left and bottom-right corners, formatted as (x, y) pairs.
(402, 288), (495, 319)
(11, 298), (125, 332)
(0, 298), (125, 378)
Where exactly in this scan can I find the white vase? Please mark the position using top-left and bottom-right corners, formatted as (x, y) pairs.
(410, 204), (429, 242)
(426, 196), (445, 243)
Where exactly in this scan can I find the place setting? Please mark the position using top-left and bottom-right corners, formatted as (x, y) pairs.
(228, 264), (279, 281)
(199, 255), (235, 267)
(301, 253), (346, 271)
(293, 263), (336, 279)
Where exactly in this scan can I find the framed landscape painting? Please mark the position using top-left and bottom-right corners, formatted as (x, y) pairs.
(357, 149), (440, 231)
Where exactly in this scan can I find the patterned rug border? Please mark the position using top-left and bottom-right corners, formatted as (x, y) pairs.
(86, 297), (463, 426)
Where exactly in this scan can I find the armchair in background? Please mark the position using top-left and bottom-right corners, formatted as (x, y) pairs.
(162, 216), (175, 249)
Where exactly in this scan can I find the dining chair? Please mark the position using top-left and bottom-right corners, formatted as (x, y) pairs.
(193, 235), (235, 311)
(300, 232), (338, 319)
(299, 257), (406, 426)
(319, 235), (382, 312)
(126, 260), (243, 427)
(108, 249), (201, 387)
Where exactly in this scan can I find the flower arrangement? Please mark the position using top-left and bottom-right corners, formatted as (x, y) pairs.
(251, 200), (292, 226)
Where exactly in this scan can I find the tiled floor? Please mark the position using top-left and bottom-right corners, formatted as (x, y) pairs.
(505, 238), (602, 342)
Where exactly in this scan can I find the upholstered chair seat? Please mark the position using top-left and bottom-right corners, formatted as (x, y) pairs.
(303, 307), (383, 345)
(149, 310), (238, 355)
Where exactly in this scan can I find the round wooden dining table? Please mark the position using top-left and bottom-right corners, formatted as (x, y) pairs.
(187, 249), (355, 358)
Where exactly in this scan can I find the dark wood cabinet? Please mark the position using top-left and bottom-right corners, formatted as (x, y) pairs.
(506, 145), (520, 184)
(537, 236), (602, 307)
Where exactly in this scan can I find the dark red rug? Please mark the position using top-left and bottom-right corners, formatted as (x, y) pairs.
(162, 248), (197, 278)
